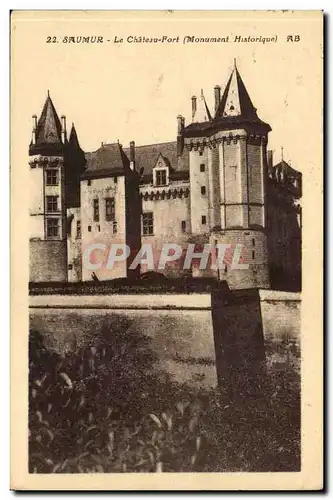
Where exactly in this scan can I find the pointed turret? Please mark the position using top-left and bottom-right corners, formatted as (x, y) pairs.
(68, 123), (82, 150)
(29, 92), (64, 155)
(192, 89), (212, 123)
(215, 61), (259, 121)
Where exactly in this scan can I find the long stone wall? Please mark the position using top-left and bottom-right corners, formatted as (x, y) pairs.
(29, 289), (301, 388)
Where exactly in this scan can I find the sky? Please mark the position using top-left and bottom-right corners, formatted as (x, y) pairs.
(12, 11), (323, 173)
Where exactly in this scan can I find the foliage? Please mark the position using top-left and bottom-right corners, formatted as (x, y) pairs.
(29, 329), (300, 473)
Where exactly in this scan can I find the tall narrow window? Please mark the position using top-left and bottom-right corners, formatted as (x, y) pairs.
(201, 215), (207, 225)
(46, 196), (58, 213)
(105, 197), (115, 221)
(181, 221), (186, 233)
(87, 179), (92, 186)
(113, 221), (118, 234)
(114, 176), (118, 184)
(142, 212), (154, 235)
(76, 220), (81, 239)
(201, 186), (206, 195)
(156, 170), (167, 186)
(93, 199), (99, 222)
(252, 238), (255, 247)
(45, 169), (58, 186)
(46, 218), (59, 238)
(200, 164), (205, 172)
(230, 165), (237, 181)
(252, 250), (255, 260)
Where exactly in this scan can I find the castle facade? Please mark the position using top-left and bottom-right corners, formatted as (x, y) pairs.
(29, 62), (302, 290)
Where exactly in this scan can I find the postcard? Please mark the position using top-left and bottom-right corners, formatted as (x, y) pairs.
(11, 10), (323, 490)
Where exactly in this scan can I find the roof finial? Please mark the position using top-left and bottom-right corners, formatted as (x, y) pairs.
(281, 146), (284, 161)
(234, 57), (237, 69)
(200, 88), (204, 97)
(47, 89), (50, 97)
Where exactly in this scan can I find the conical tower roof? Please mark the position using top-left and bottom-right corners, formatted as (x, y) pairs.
(216, 62), (258, 120)
(30, 92), (64, 155)
(193, 90), (212, 123)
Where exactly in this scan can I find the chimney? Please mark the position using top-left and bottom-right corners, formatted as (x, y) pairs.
(191, 96), (197, 121)
(61, 115), (67, 143)
(177, 115), (185, 157)
(129, 140), (135, 170)
(177, 114), (184, 135)
(32, 114), (37, 144)
(214, 85), (221, 114)
(267, 150), (273, 169)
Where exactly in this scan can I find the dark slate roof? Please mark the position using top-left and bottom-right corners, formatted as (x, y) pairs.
(182, 66), (271, 138)
(29, 93), (64, 156)
(268, 160), (302, 197)
(68, 123), (83, 152)
(123, 141), (189, 184)
(82, 143), (130, 179)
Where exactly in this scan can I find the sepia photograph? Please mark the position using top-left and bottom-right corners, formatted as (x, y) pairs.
(10, 10), (323, 490)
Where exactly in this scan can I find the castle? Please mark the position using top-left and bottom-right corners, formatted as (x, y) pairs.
(29, 61), (302, 290)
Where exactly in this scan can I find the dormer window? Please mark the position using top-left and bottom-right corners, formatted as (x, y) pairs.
(153, 156), (170, 187)
(156, 169), (167, 186)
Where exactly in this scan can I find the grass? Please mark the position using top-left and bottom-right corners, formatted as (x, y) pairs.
(29, 326), (300, 473)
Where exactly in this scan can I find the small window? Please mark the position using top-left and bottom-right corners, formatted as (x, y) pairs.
(76, 220), (81, 239)
(201, 215), (207, 225)
(68, 264), (73, 271)
(45, 169), (58, 186)
(252, 238), (255, 247)
(224, 265), (228, 274)
(88, 225), (92, 232)
(252, 250), (255, 260)
(87, 179), (92, 186)
(142, 212), (154, 235)
(156, 170), (167, 186)
(200, 164), (205, 172)
(199, 151), (203, 156)
(46, 218), (59, 238)
(46, 196), (58, 213)
(105, 197), (115, 221)
(97, 225), (100, 232)
(201, 186), (206, 195)
(93, 199), (99, 222)
(181, 221), (186, 233)
(114, 176), (118, 184)
(113, 221), (118, 234)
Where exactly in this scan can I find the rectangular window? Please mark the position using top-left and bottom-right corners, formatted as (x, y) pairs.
(230, 165), (238, 180)
(68, 264), (73, 271)
(252, 250), (255, 260)
(142, 212), (154, 235)
(87, 179), (92, 186)
(46, 195), (58, 213)
(199, 151), (203, 156)
(105, 197), (116, 221)
(76, 220), (81, 239)
(113, 221), (118, 234)
(201, 186), (206, 195)
(252, 238), (255, 247)
(93, 199), (99, 222)
(200, 164), (205, 172)
(181, 221), (186, 233)
(156, 170), (167, 186)
(46, 218), (59, 238)
(45, 169), (58, 186)
(88, 225), (92, 232)
(201, 215), (207, 225)
(114, 176), (118, 184)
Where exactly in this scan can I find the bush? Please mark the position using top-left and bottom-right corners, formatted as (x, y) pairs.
(29, 329), (300, 473)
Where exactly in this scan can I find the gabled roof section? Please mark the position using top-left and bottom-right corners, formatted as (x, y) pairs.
(193, 90), (212, 123)
(153, 153), (172, 170)
(82, 142), (130, 179)
(123, 141), (189, 184)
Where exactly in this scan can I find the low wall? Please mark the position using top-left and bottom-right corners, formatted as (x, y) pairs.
(29, 289), (301, 389)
